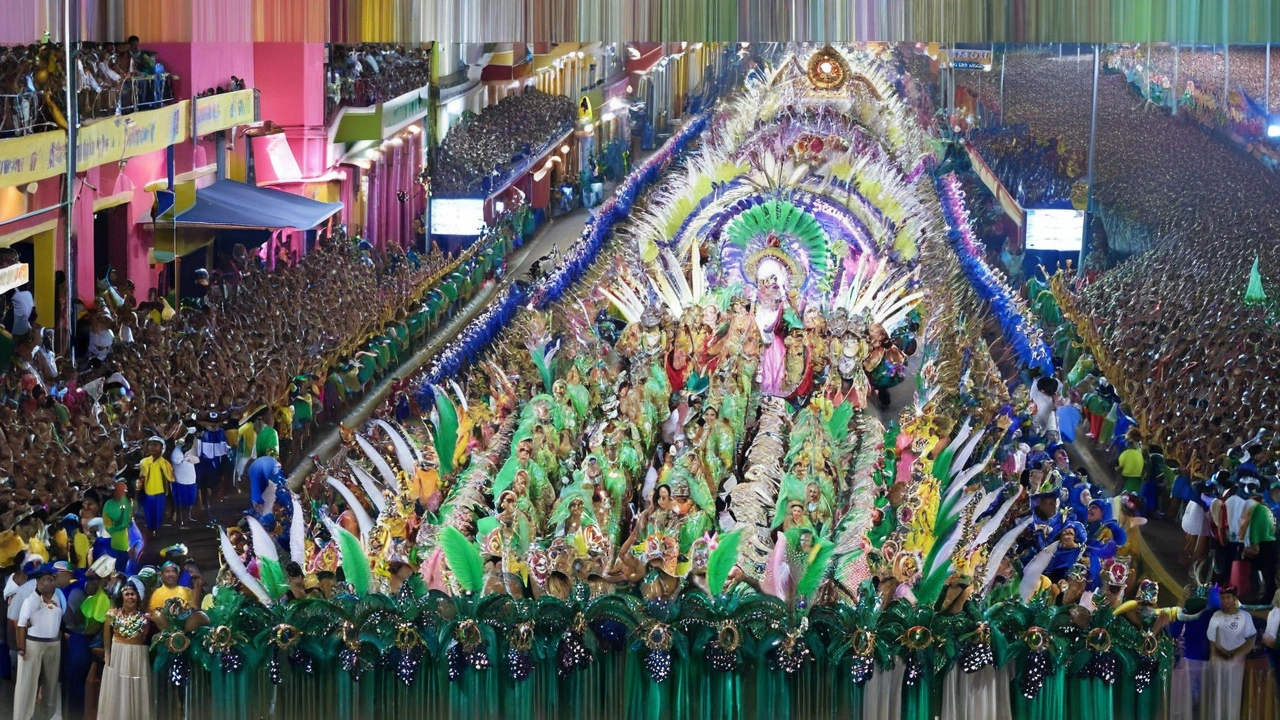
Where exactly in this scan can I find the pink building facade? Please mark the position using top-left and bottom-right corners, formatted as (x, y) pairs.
(0, 0), (431, 337)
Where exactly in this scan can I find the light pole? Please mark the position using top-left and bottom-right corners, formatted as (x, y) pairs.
(62, 0), (78, 351)
(1080, 44), (1099, 272)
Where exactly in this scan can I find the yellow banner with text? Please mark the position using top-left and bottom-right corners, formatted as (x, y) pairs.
(0, 101), (189, 190)
(194, 89), (259, 137)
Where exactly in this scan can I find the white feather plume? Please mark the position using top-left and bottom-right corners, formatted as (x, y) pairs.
(355, 434), (398, 488)
(326, 476), (373, 544)
(345, 460), (387, 514)
(373, 419), (417, 477)
(219, 530), (273, 606)
(245, 516), (279, 564)
(1019, 542), (1059, 601)
(980, 516), (1033, 591)
(289, 495), (307, 566)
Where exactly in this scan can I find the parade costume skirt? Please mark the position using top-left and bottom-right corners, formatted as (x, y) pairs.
(98, 643), (152, 720)
(196, 462), (221, 490)
(141, 493), (166, 530)
(172, 482), (197, 507)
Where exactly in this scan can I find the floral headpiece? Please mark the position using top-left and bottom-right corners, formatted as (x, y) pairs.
(1137, 579), (1159, 605)
(1102, 558), (1129, 588)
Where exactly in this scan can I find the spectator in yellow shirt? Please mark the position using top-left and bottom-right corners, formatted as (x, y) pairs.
(148, 562), (194, 612)
(234, 411), (264, 488)
(1117, 430), (1146, 494)
(137, 436), (174, 538)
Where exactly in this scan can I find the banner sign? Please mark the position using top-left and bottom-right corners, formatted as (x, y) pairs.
(0, 263), (29, 293)
(0, 132), (66, 189)
(78, 102), (189, 171)
(0, 101), (190, 190)
(949, 49), (993, 70)
(194, 89), (259, 137)
(964, 141), (1025, 227)
(381, 87), (430, 136)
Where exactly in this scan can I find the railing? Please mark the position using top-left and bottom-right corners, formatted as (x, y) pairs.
(325, 43), (432, 122)
(0, 90), (51, 137)
(79, 72), (175, 119)
(0, 66), (174, 137)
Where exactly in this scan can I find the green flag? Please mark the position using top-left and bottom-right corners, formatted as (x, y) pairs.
(1245, 255), (1268, 305)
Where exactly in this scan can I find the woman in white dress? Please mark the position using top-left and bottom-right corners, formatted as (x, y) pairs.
(98, 579), (152, 720)
(1202, 586), (1256, 720)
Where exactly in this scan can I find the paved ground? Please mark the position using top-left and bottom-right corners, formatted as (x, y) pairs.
(1066, 425), (1191, 602)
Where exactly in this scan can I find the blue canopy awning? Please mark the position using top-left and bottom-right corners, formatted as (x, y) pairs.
(167, 180), (342, 230)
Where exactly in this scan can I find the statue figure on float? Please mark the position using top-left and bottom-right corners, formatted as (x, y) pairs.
(754, 256), (791, 397)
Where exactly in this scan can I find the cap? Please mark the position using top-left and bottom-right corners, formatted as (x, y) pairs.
(161, 543), (188, 558)
(87, 555), (117, 578)
(86, 517), (109, 539)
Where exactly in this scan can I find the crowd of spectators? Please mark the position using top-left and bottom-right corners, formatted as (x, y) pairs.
(1107, 44), (1279, 155)
(433, 89), (576, 198)
(1029, 270), (1280, 609)
(1110, 44), (1280, 111)
(325, 43), (432, 118)
(967, 122), (1083, 207)
(1, 36), (173, 137)
(961, 49), (1280, 484)
(0, 232), (466, 535)
(0, 514), (225, 720)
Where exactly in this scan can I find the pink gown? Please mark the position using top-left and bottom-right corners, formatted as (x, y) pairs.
(756, 303), (786, 396)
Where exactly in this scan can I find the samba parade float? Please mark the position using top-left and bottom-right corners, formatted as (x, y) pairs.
(172, 45), (1178, 720)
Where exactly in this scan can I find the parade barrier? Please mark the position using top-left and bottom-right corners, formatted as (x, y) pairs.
(936, 172), (1055, 376)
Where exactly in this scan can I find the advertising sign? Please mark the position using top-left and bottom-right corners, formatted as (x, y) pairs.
(194, 89), (259, 137)
(430, 198), (487, 236)
(0, 101), (190, 189)
(0, 263), (29, 294)
(1025, 209), (1086, 252)
(949, 49), (993, 70)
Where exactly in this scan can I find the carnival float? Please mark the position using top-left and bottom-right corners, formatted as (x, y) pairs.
(163, 45), (1174, 720)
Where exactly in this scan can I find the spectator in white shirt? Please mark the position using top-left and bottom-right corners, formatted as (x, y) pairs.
(9, 285), (34, 338)
(4, 556), (37, 672)
(14, 571), (64, 720)
(1203, 586), (1257, 720)
(171, 432), (200, 527)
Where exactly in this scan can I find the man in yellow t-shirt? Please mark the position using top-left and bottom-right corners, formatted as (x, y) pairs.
(1117, 430), (1146, 494)
(137, 436), (174, 538)
(234, 412), (263, 488)
(148, 562), (194, 612)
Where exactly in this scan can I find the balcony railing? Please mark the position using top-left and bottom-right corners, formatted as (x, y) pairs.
(326, 43), (432, 123)
(0, 90), (50, 137)
(0, 44), (176, 138)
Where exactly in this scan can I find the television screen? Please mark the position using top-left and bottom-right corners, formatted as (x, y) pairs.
(1025, 209), (1085, 252)
(430, 199), (486, 236)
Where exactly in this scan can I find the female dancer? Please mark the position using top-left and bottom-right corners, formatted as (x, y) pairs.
(98, 579), (152, 720)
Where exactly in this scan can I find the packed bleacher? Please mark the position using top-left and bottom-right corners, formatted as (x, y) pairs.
(1106, 44), (1279, 165)
(325, 43), (432, 118)
(0, 221), (519, 535)
(1, 37), (174, 137)
(432, 88), (576, 198)
(967, 122), (1083, 207)
(955, 49), (1280, 482)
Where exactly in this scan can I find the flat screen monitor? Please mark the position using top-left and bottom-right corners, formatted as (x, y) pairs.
(430, 198), (486, 236)
(1025, 208), (1085, 252)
